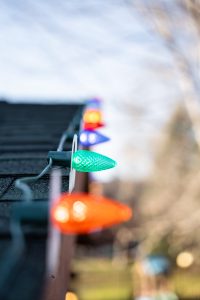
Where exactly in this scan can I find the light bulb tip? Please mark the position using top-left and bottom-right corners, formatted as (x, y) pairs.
(121, 206), (132, 221)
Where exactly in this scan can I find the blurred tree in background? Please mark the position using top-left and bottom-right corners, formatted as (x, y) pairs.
(133, 0), (200, 148)
(139, 105), (200, 261)
(128, 0), (200, 263)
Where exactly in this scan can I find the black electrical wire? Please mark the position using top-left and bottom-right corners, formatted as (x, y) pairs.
(14, 158), (53, 202)
(14, 107), (83, 202)
(0, 218), (25, 296)
(0, 107), (83, 294)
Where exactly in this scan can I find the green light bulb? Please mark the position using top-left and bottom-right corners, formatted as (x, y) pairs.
(72, 150), (117, 172)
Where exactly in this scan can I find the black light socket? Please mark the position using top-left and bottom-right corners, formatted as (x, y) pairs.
(48, 151), (72, 167)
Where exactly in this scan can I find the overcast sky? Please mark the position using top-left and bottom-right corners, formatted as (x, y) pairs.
(0, 0), (180, 181)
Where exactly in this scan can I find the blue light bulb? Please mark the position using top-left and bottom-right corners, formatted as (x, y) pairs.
(86, 98), (102, 109)
(79, 130), (110, 147)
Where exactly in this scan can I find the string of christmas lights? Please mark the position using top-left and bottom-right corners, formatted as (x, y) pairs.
(50, 98), (132, 235)
(0, 107), (83, 291)
(0, 99), (132, 293)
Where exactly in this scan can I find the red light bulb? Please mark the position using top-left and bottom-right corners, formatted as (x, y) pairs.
(83, 122), (105, 130)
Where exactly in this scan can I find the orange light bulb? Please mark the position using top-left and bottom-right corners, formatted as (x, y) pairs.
(65, 292), (79, 300)
(83, 109), (103, 124)
(51, 193), (132, 234)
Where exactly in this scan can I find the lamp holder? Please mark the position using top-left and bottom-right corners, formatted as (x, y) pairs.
(12, 201), (48, 223)
(48, 151), (72, 168)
